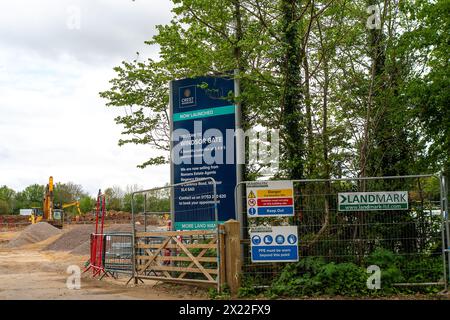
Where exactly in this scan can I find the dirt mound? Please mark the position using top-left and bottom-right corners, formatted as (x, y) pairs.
(70, 240), (91, 256)
(44, 225), (94, 252)
(6, 222), (62, 248)
(106, 223), (147, 232)
(47, 223), (153, 255)
(68, 224), (134, 256)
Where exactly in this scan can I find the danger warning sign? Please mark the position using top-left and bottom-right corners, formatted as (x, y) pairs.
(246, 181), (295, 217)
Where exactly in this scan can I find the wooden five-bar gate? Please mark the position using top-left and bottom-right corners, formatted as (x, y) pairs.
(133, 229), (219, 286)
(127, 220), (241, 294)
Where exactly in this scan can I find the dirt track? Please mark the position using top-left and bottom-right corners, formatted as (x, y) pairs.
(0, 231), (208, 300)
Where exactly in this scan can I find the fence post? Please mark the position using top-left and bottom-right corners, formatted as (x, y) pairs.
(218, 224), (226, 291)
(224, 219), (241, 297)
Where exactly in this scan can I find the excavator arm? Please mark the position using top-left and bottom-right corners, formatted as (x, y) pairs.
(62, 201), (82, 216)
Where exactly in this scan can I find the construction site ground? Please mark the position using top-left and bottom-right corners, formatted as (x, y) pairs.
(0, 227), (208, 300)
(2, 224), (449, 300)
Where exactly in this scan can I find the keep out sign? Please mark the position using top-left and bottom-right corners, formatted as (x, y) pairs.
(246, 180), (295, 217)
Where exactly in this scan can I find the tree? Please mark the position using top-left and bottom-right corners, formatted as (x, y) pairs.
(21, 184), (45, 207)
(0, 185), (15, 214)
(122, 184), (144, 213)
(79, 196), (95, 214)
(101, 0), (333, 179)
(0, 200), (9, 215)
(101, 0), (446, 183)
(104, 186), (124, 211)
(53, 182), (87, 206)
(402, 0), (450, 177)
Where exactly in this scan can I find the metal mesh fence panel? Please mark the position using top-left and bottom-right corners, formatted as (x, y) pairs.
(238, 175), (448, 289)
(172, 180), (218, 230)
(128, 178), (220, 287)
(130, 178), (218, 232)
(103, 233), (133, 275)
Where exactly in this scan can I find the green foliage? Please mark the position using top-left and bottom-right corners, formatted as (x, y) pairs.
(0, 185), (15, 214)
(364, 248), (404, 293)
(99, 0), (449, 182)
(20, 184), (44, 208)
(365, 248), (403, 268)
(104, 186), (124, 211)
(238, 251), (445, 298)
(209, 285), (231, 300)
(403, 256), (443, 283)
(53, 182), (87, 206)
(314, 263), (368, 296)
(0, 183), (172, 216)
(237, 275), (262, 298)
(79, 196), (95, 214)
(269, 258), (368, 297)
(0, 199), (10, 215)
(402, 0), (450, 177)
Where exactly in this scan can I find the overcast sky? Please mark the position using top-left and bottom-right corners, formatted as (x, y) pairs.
(0, 0), (173, 196)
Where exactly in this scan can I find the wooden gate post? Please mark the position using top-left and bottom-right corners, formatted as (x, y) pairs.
(218, 224), (227, 290)
(224, 219), (241, 297)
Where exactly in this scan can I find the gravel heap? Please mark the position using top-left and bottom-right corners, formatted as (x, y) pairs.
(106, 223), (146, 233)
(43, 223), (152, 256)
(70, 240), (91, 255)
(44, 225), (94, 252)
(6, 222), (62, 248)
(68, 224), (148, 255)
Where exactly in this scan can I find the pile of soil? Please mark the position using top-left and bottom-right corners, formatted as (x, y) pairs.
(67, 224), (148, 256)
(6, 222), (62, 248)
(106, 223), (146, 233)
(44, 225), (94, 252)
(43, 223), (153, 256)
(70, 240), (91, 255)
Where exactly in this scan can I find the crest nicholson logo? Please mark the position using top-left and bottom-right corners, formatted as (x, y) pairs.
(180, 85), (196, 107)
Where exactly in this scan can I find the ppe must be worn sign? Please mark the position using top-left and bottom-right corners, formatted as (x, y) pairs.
(250, 226), (299, 262)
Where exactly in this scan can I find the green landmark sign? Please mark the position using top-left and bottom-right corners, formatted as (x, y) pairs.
(338, 191), (408, 211)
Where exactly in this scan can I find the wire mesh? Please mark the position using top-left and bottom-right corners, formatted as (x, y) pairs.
(129, 178), (220, 287)
(130, 178), (218, 232)
(238, 175), (448, 289)
(103, 233), (133, 275)
(172, 180), (218, 230)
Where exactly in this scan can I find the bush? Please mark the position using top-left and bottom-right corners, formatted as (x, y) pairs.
(240, 250), (445, 298)
(400, 256), (443, 293)
(269, 257), (326, 296)
(238, 275), (266, 298)
(314, 262), (368, 296)
(365, 248), (404, 292)
(269, 258), (367, 297)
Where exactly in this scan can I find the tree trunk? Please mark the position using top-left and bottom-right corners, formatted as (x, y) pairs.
(280, 0), (305, 180)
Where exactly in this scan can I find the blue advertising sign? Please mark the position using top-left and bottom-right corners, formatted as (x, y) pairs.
(170, 76), (237, 230)
(250, 226), (299, 262)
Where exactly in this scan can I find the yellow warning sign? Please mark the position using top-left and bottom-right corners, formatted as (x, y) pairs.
(257, 189), (293, 198)
(248, 191), (256, 199)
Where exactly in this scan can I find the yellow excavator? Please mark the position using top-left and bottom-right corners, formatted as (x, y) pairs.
(29, 176), (81, 229)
